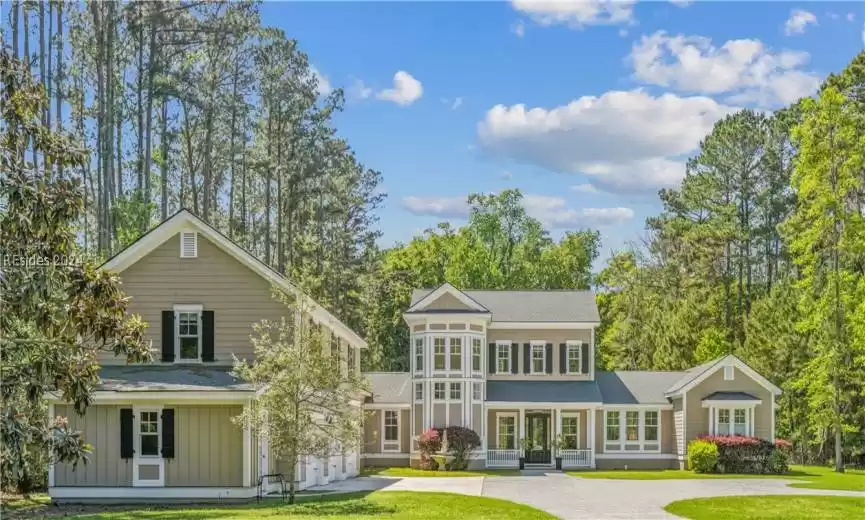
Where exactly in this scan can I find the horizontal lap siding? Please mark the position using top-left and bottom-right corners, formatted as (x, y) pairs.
(54, 405), (132, 487)
(103, 233), (293, 365)
(165, 405), (243, 487)
(685, 366), (774, 443)
(486, 329), (592, 381)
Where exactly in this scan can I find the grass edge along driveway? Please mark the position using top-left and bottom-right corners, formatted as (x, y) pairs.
(360, 467), (520, 477)
(663, 495), (865, 520)
(568, 464), (865, 491)
(8, 491), (555, 520)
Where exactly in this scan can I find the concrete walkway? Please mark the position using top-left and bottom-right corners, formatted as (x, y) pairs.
(307, 472), (865, 519)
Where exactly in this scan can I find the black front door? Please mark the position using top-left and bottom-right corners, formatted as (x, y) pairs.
(524, 413), (551, 464)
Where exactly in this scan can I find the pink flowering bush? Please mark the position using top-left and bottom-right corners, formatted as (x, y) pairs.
(695, 435), (790, 474)
(417, 428), (442, 470)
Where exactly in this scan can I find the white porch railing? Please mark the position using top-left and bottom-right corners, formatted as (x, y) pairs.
(560, 449), (592, 468)
(487, 449), (520, 468)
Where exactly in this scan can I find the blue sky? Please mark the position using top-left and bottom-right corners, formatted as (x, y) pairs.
(263, 1), (863, 266)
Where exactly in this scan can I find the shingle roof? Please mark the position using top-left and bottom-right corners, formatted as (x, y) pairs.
(596, 371), (686, 404)
(703, 391), (760, 401)
(486, 381), (603, 403)
(365, 372), (411, 404)
(410, 288), (600, 323)
(97, 365), (253, 392)
(664, 357), (725, 395)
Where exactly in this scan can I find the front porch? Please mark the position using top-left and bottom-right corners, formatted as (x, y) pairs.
(484, 406), (596, 469)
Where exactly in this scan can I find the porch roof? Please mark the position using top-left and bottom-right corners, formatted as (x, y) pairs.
(365, 372), (412, 404)
(596, 371), (686, 405)
(96, 365), (253, 392)
(702, 391), (760, 402)
(486, 380), (602, 403)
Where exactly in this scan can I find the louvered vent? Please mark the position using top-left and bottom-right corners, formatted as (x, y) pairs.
(180, 232), (198, 258)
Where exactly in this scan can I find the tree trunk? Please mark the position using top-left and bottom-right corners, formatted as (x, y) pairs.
(143, 18), (157, 223)
(160, 95), (169, 220)
(55, 0), (63, 177)
(90, 1), (105, 253)
(46, 0), (52, 139)
(12, 1), (19, 60)
(136, 2), (145, 195)
(264, 103), (272, 265)
(227, 57), (240, 239)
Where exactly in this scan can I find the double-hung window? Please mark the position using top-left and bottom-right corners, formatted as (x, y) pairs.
(433, 382), (446, 401)
(644, 411), (659, 451)
(414, 338), (424, 373)
(567, 342), (581, 374)
(414, 383), (423, 402)
(449, 338), (462, 371)
(605, 409), (661, 452)
(139, 410), (160, 456)
(562, 415), (579, 449)
(472, 382), (482, 401)
(496, 343), (511, 374)
(497, 414), (516, 449)
(450, 382), (461, 400)
(433, 337), (446, 371)
(605, 411), (621, 452)
(383, 411), (400, 452)
(733, 409), (747, 435)
(472, 338), (482, 372)
(625, 411), (640, 445)
(175, 305), (202, 361)
(531, 343), (545, 374)
(714, 407), (750, 436)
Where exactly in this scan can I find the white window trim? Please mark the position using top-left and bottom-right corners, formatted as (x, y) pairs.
(449, 337), (462, 372)
(495, 341), (512, 375)
(709, 405), (755, 436)
(561, 412), (581, 450)
(413, 337), (424, 375)
(173, 304), (203, 363)
(471, 337), (483, 373)
(133, 404), (164, 487)
(496, 412), (517, 450)
(449, 381), (462, 400)
(566, 341), (582, 375)
(179, 231), (198, 258)
(433, 382), (446, 401)
(381, 410), (401, 452)
(472, 382), (483, 401)
(530, 341), (546, 375)
(432, 336), (447, 372)
(414, 383), (423, 403)
(724, 366), (734, 381)
(604, 409), (661, 453)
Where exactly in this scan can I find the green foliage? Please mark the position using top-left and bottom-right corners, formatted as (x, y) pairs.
(416, 428), (442, 470)
(436, 426), (481, 471)
(231, 290), (368, 503)
(688, 440), (719, 474)
(0, 52), (150, 493)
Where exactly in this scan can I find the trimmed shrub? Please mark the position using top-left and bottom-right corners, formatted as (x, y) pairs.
(417, 428), (442, 471)
(696, 435), (791, 474)
(688, 439), (719, 473)
(436, 426), (481, 471)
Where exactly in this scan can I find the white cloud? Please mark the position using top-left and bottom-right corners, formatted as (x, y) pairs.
(785, 9), (817, 35)
(477, 90), (736, 193)
(452, 97), (464, 110)
(629, 31), (821, 106)
(310, 66), (332, 96)
(669, 0), (693, 7)
(511, 0), (636, 28)
(401, 194), (634, 228)
(571, 183), (598, 193)
(848, 12), (855, 22)
(618, 28), (629, 38)
(511, 19), (526, 38)
(348, 78), (372, 100)
(377, 71), (423, 106)
(500, 171), (514, 180)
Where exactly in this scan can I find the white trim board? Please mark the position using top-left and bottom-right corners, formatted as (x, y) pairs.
(665, 355), (781, 398)
(101, 209), (366, 349)
(364, 403), (411, 410)
(79, 391), (253, 402)
(488, 322), (600, 329)
(595, 453), (677, 460)
(485, 402), (603, 408)
(701, 399), (762, 407)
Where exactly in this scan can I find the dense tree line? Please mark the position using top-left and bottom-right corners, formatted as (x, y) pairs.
(3, 0), (384, 335)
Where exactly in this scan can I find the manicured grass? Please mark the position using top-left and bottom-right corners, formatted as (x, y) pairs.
(664, 495), (865, 520)
(69, 491), (553, 519)
(570, 465), (865, 491)
(361, 467), (520, 477)
(1, 492), (50, 512)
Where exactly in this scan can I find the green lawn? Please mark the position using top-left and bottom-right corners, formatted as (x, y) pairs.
(664, 495), (865, 520)
(361, 467), (520, 477)
(569, 465), (865, 491)
(67, 491), (552, 519)
(1, 493), (50, 512)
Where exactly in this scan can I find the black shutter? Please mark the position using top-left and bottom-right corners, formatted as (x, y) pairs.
(523, 343), (530, 374)
(510, 343), (519, 374)
(488, 343), (496, 374)
(120, 408), (134, 459)
(161, 409), (175, 459)
(581, 343), (590, 375)
(545, 343), (553, 374)
(559, 343), (567, 374)
(202, 311), (215, 362)
(161, 311), (175, 362)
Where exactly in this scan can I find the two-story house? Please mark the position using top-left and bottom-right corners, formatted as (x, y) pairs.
(363, 283), (782, 471)
(48, 210), (366, 502)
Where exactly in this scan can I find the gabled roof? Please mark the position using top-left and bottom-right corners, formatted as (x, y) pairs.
(406, 283), (490, 313)
(102, 209), (366, 348)
(365, 372), (411, 404)
(664, 354), (782, 397)
(596, 371), (686, 405)
(409, 288), (600, 323)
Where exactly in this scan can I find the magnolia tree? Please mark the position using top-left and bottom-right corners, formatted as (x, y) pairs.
(0, 52), (151, 493)
(233, 290), (368, 503)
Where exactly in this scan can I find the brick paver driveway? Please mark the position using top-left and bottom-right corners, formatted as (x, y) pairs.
(310, 472), (865, 519)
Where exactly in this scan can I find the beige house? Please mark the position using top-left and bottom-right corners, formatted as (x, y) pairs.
(362, 283), (782, 470)
(49, 210), (366, 502)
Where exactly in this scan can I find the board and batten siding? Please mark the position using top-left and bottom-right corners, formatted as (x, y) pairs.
(165, 405), (243, 487)
(54, 405), (133, 487)
(485, 329), (592, 381)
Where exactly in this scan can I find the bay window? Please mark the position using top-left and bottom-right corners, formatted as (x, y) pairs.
(472, 338), (482, 372)
(433, 337), (446, 370)
(450, 338), (462, 371)
(414, 338), (423, 373)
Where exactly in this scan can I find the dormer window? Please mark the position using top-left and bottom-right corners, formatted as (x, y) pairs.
(180, 231), (197, 258)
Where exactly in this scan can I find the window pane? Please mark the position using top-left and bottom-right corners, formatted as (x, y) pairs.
(415, 339), (423, 371)
(179, 337), (198, 359)
(141, 434), (159, 456)
(450, 382), (461, 400)
(568, 345), (580, 373)
(472, 339), (481, 371)
(473, 383), (482, 400)
(626, 411), (639, 441)
(415, 383), (423, 400)
(434, 383), (445, 400)
(606, 412), (620, 441)
(562, 417), (579, 449)
(434, 338), (446, 370)
(645, 411), (658, 441)
(532, 345), (544, 373)
(497, 345), (510, 373)
(450, 338), (461, 370)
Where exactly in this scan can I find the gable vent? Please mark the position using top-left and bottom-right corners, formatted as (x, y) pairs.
(180, 232), (198, 258)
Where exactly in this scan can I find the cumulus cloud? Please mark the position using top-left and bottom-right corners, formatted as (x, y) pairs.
(511, 0), (636, 27)
(310, 66), (332, 96)
(629, 31), (821, 107)
(511, 19), (526, 38)
(377, 71), (423, 106)
(785, 9), (817, 35)
(401, 194), (633, 228)
(477, 90), (735, 193)
(571, 184), (598, 193)
(500, 171), (514, 180)
(348, 78), (372, 100)
(848, 13), (855, 22)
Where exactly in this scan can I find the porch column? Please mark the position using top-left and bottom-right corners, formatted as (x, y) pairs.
(518, 408), (526, 444)
(555, 408), (562, 459)
(588, 407), (596, 468)
(243, 401), (252, 487)
(482, 406), (488, 452)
